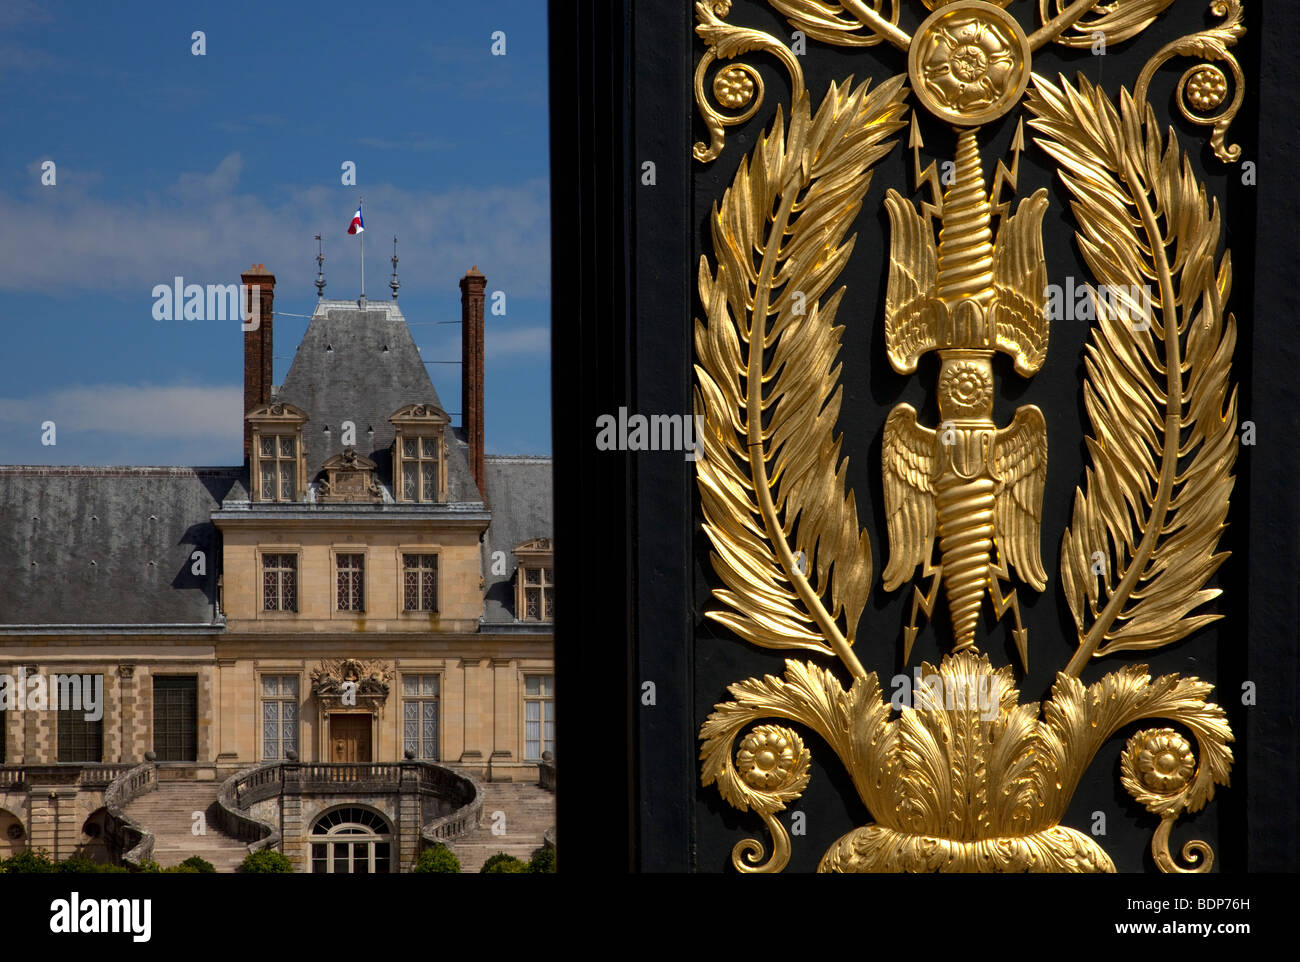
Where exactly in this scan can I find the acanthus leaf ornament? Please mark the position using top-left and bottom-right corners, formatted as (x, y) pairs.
(694, 0), (1243, 872)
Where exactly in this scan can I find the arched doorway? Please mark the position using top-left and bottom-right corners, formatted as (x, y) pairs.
(79, 808), (112, 864)
(309, 806), (392, 873)
(0, 809), (26, 859)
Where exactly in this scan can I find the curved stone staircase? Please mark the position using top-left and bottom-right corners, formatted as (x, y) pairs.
(445, 781), (555, 872)
(123, 782), (250, 873)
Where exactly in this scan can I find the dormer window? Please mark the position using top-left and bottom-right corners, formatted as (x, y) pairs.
(259, 435), (298, 501)
(513, 538), (554, 622)
(401, 436), (439, 501)
(389, 403), (450, 503)
(246, 402), (308, 502)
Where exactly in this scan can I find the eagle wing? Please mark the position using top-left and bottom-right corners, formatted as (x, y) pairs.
(882, 403), (937, 590)
(883, 189), (939, 374)
(991, 188), (1050, 376)
(993, 404), (1048, 590)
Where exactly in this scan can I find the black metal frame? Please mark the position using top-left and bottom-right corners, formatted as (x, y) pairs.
(552, 0), (1296, 875)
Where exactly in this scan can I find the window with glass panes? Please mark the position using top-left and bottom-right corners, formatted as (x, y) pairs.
(153, 675), (197, 762)
(400, 435), (439, 501)
(310, 807), (392, 874)
(524, 674), (555, 760)
(263, 553), (298, 611)
(402, 554), (438, 611)
(261, 675), (299, 760)
(521, 565), (555, 621)
(402, 674), (440, 760)
(258, 434), (298, 501)
(337, 553), (364, 611)
(57, 678), (104, 762)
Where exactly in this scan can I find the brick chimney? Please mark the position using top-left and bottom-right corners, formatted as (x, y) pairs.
(241, 264), (275, 463)
(460, 266), (486, 498)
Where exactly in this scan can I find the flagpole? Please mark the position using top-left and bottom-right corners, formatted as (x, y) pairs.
(360, 196), (365, 303)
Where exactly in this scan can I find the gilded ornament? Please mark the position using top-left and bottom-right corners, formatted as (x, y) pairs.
(713, 64), (759, 108)
(908, 1), (1032, 125)
(693, 0), (1245, 873)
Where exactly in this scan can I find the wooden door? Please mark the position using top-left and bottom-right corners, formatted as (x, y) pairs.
(329, 714), (371, 763)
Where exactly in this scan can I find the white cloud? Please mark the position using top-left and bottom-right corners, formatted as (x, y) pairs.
(0, 153), (551, 299)
(0, 0), (52, 29)
(486, 325), (550, 359)
(0, 383), (241, 442)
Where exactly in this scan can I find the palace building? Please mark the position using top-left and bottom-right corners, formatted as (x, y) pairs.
(0, 266), (555, 872)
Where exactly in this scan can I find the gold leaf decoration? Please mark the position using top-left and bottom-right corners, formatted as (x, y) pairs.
(1037, 0), (1177, 48)
(699, 660), (863, 872)
(695, 73), (908, 674)
(1026, 74), (1237, 674)
(701, 651), (1231, 871)
(768, 0), (907, 50)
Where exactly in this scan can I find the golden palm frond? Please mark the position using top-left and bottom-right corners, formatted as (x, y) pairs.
(1026, 74), (1237, 673)
(695, 74), (908, 674)
(1039, 0), (1177, 48)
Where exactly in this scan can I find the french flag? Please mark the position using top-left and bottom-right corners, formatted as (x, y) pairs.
(347, 203), (364, 235)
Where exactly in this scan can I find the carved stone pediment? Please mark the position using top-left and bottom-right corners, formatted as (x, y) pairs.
(310, 658), (393, 709)
(388, 402), (450, 426)
(317, 446), (383, 503)
(246, 401), (309, 425)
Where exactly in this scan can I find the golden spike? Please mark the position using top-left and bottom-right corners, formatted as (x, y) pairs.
(935, 129), (994, 306)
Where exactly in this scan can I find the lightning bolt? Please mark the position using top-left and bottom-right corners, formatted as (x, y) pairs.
(990, 117), (1027, 222)
(910, 114), (944, 222)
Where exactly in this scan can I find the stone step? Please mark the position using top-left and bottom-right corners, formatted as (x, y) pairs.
(124, 785), (250, 872)
(444, 783), (554, 871)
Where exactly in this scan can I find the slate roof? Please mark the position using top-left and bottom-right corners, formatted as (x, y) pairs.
(482, 455), (554, 625)
(0, 298), (551, 630)
(0, 467), (237, 627)
(276, 299), (482, 504)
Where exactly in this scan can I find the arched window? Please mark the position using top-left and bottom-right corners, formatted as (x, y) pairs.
(310, 807), (393, 874)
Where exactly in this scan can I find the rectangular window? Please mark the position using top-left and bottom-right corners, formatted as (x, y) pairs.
(57, 677), (104, 763)
(261, 675), (299, 760)
(522, 565), (555, 621)
(258, 434), (297, 501)
(402, 554), (438, 611)
(400, 435), (440, 502)
(402, 674), (440, 760)
(153, 675), (198, 762)
(263, 553), (298, 612)
(524, 674), (555, 761)
(337, 553), (365, 611)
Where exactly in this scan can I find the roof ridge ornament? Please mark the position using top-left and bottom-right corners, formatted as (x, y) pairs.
(390, 235), (400, 300)
(315, 234), (326, 299)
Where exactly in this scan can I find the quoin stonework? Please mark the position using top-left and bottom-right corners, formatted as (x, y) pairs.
(0, 265), (554, 873)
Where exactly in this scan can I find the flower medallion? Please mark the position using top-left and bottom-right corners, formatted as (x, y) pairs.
(908, 0), (1032, 125)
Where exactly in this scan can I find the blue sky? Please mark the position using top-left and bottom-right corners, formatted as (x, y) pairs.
(0, 0), (551, 465)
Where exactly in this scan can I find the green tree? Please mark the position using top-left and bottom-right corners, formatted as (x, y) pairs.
(481, 851), (526, 873)
(527, 845), (556, 873)
(237, 849), (293, 873)
(413, 843), (461, 873)
(2, 849), (54, 873)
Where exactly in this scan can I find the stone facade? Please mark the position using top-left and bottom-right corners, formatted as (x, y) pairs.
(0, 266), (554, 870)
